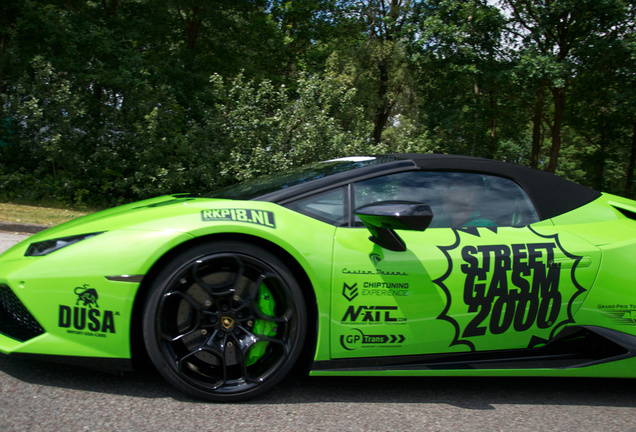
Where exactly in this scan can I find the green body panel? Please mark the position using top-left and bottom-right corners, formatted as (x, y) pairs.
(0, 196), (336, 361)
(549, 194), (636, 340)
(316, 193), (636, 377)
(573, 239), (636, 331)
(2, 191), (636, 379)
(0, 229), (194, 358)
(330, 225), (601, 358)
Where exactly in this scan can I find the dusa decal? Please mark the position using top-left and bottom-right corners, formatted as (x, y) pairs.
(75, 284), (99, 308)
(435, 227), (586, 351)
(58, 285), (120, 337)
(201, 209), (275, 228)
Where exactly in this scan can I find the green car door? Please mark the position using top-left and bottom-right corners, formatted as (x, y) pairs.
(329, 170), (601, 358)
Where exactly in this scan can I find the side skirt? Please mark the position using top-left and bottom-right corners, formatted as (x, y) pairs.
(10, 352), (133, 372)
(312, 326), (636, 372)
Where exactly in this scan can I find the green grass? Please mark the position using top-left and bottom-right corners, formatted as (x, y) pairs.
(0, 202), (92, 226)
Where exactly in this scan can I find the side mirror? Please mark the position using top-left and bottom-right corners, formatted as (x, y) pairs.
(354, 201), (433, 252)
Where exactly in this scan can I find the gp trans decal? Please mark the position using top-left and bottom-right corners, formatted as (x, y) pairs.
(435, 227), (586, 351)
(340, 328), (406, 350)
(58, 285), (119, 337)
(342, 282), (409, 302)
(201, 209), (276, 228)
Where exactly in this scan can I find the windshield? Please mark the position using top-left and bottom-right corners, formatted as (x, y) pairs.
(209, 156), (401, 200)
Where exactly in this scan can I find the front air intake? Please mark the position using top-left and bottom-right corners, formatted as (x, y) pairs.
(0, 284), (45, 341)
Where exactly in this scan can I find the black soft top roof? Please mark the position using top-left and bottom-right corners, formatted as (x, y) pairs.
(398, 153), (601, 220)
(258, 153), (600, 220)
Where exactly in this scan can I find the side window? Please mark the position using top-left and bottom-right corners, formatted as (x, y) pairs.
(285, 187), (347, 226)
(353, 171), (539, 228)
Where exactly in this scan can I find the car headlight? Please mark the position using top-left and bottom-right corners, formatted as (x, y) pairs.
(25, 232), (105, 256)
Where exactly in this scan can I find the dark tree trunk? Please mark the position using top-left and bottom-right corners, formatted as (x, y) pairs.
(488, 91), (497, 158)
(372, 61), (391, 145)
(625, 118), (636, 197)
(546, 86), (566, 173)
(531, 85), (545, 169)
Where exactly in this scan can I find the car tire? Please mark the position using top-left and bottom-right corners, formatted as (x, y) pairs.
(142, 241), (307, 402)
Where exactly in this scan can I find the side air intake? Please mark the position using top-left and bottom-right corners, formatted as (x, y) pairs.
(0, 284), (45, 342)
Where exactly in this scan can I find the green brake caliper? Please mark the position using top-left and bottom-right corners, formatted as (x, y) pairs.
(245, 283), (276, 366)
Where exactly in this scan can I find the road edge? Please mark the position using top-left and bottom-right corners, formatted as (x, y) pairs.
(0, 221), (49, 234)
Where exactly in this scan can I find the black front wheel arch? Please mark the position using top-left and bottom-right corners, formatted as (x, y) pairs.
(142, 241), (307, 402)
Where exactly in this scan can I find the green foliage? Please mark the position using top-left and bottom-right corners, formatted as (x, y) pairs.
(0, 0), (635, 207)
(205, 71), (373, 182)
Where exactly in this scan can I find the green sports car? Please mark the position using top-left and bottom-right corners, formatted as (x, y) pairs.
(2, 154), (636, 401)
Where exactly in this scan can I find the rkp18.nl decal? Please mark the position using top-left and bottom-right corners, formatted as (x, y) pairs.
(434, 227), (586, 351)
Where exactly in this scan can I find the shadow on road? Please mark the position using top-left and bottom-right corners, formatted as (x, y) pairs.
(1, 353), (634, 409)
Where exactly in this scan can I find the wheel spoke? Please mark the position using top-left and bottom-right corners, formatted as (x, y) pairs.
(192, 254), (245, 297)
(177, 347), (226, 390)
(254, 305), (293, 324)
(232, 274), (266, 319)
(164, 290), (202, 310)
(255, 334), (287, 348)
(161, 327), (197, 343)
(205, 329), (227, 354)
(233, 327), (277, 384)
(158, 291), (205, 341)
(245, 274), (268, 302)
(233, 326), (260, 353)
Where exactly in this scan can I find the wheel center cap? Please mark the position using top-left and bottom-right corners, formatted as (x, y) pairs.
(221, 316), (235, 330)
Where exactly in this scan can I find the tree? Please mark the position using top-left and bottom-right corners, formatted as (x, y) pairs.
(501, 0), (633, 173)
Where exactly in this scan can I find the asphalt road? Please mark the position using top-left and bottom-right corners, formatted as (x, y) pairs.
(0, 232), (28, 253)
(1, 232), (636, 431)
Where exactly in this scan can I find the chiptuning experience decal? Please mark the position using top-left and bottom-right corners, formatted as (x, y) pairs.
(434, 226), (586, 351)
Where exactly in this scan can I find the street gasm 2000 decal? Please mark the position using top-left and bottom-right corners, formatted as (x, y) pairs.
(435, 227), (587, 351)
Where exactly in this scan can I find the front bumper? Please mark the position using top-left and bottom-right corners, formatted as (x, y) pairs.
(0, 229), (193, 362)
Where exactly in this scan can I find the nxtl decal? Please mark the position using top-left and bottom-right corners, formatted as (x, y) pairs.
(341, 305), (406, 324)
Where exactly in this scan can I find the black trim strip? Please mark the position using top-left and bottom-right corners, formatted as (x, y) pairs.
(312, 326), (635, 372)
(10, 352), (133, 372)
(105, 275), (145, 283)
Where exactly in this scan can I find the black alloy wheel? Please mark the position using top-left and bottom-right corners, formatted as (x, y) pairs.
(143, 241), (306, 401)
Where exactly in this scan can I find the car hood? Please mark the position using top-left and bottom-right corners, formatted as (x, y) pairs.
(27, 194), (223, 241)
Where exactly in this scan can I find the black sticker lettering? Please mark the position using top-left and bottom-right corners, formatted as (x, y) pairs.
(201, 209), (276, 228)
